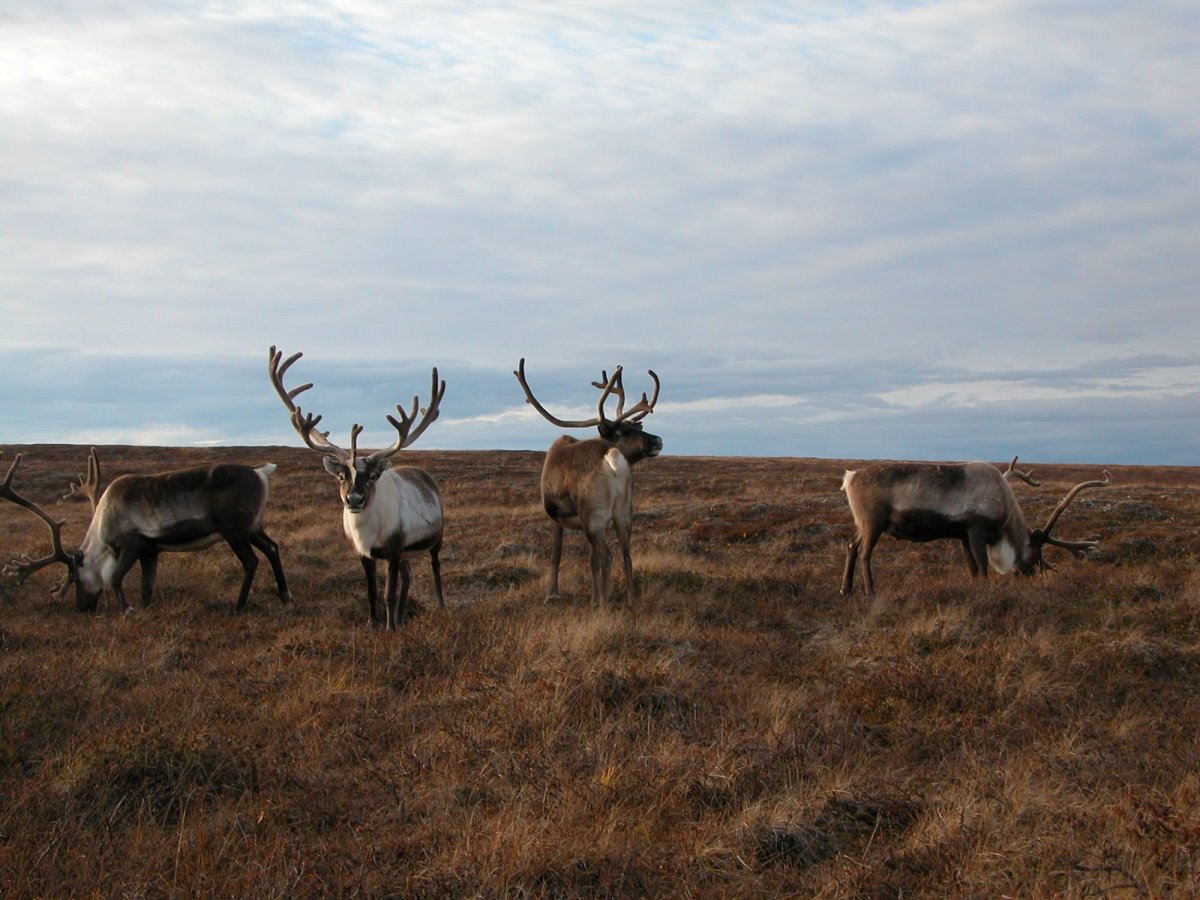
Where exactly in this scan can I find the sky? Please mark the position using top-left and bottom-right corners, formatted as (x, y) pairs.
(2, 1), (1198, 464)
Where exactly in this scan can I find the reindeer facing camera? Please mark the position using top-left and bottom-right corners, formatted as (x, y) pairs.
(268, 346), (445, 629)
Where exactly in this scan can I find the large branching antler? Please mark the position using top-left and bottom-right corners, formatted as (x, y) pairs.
(594, 366), (660, 424)
(0, 453), (76, 596)
(63, 446), (103, 513)
(516, 359), (660, 430)
(515, 358), (617, 428)
(1001, 455), (1041, 486)
(267, 346), (351, 463)
(1037, 470), (1112, 558)
(270, 346), (445, 464)
(368, 367), (446, 462)
(1032, 472), (1113, 571)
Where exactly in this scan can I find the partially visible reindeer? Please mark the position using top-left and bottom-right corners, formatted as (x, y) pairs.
(268, 346), (445, 630)
(840, 455), (1111, 594)
(1, 448), (292, 613)
(513, 358), (662, 605)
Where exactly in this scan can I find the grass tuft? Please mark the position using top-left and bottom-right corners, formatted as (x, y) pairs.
(0, 447), (1197, 896)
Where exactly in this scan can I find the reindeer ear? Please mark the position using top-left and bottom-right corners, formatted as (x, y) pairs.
(597, 422), (618, 441)
(322, 456), (348, 478)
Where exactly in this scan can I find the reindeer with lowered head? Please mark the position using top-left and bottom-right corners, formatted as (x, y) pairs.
(1, 448), (292, 613)
(514, 358), (662, 605)
(268, 346), (445, 630)
(840, 455), (1111, 594)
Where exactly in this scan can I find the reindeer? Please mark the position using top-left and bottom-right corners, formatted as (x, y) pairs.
(513, 358), (662, 605)
(1, 448), (292, 613)
(268, 346), (445, 629)
(839, 455), (1111, 594)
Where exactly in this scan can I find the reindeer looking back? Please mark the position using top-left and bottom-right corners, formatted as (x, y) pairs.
(514, 358), (662, 605)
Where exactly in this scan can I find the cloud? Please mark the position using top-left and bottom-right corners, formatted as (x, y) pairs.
(2, 345), (1196, 464)
(1, 3), (1197, 463)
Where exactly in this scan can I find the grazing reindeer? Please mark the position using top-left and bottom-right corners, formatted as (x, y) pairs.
(840, 455), (1111, 594)
(268, 346), (445, 630)
(1, 448), (292, 613)
(513, 358), (662, 605)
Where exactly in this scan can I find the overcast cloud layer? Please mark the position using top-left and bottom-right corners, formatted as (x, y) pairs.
(2, 2), (1197, 464)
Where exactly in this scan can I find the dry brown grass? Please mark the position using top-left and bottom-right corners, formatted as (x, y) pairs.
(1, 444), (1198, 897)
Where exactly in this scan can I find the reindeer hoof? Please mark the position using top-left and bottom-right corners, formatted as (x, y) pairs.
(543, 592), (563, 605)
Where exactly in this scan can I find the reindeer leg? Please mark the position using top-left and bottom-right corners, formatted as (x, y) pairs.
(960, 538), (980, 577)
(546, 524), (564, 602)
(429, 542), (444, 609)
(585, 524), (612, 606)
(361, 557), (380, 625)
(250, 530), (292, 603)
(109, 547), (141, 614)
(859, 529), (881, 595)
(967, 530), (990, 579)
(226, 536), (260, 612)
(139, 552), (159, 606)
(613, 513), (635, 604)
(841, 534), (862, 595)
(384, 555), (401, 631)
(395, 559), (412, 629)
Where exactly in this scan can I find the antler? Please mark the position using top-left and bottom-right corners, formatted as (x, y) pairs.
(1037, 469), (1112, 558)
(516, 359), (660, 429)
(267, 346), (351, 463)
(607, 367), (660, 424)
(1042, 470), (1112, 535)
(269, 347), (445, 464)
(515, 358), (614, 428)
(1001, 455), (1041, 487)
(63, 446), (103, 512)
(367, 367), (447, 462)
(0, 453), (76, 595)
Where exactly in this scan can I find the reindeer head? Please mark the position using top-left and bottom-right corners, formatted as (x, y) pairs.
(513, 358), (663, 463)
(1, 451), (103, 611)
(322, 443), (389, 515)
(598, 416), (662, 463)
(268, 347), (445, 514)
(1016, 468), (1111, 575)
